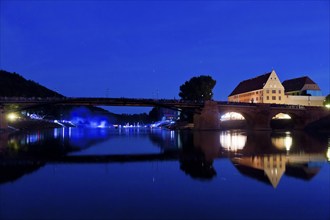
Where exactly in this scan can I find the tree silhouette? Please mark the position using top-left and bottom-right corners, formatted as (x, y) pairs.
(179, 75), (216, 101)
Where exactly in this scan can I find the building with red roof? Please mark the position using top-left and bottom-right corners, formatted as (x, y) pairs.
(228, 70), (325, 106)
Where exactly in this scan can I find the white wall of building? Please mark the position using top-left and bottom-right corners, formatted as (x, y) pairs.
(286, 95), (325, 106)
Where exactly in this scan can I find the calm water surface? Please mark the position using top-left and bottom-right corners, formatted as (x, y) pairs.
(0, 128), (329, 220)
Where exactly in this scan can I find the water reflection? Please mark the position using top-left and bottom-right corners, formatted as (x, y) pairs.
(231, 153), (325, 188)
(180, 131), (217, 180)
(271, 132), (292, 151)
(219, 130), (247, 152)
(0, 128), (114, 184)
(232, 154), (286, 188)
(0, 128), (328, 188)
(328, 138), (330, 161)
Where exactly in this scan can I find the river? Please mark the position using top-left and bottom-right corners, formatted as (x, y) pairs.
(0, 128), (329, 219)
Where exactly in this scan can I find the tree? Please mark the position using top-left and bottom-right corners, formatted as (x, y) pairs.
(177, 75), (216, 123)
(324, 94), (330, 107)
(179, 75), (216, 101)
(148, 107), (161, 122)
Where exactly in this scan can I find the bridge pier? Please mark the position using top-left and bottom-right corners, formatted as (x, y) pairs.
(242, 106), (272, 131)
(194, 101), (220, 130)
(246, 114), (272, 130)
(292, 119), (306, 130)
(0, 106), (8, 131)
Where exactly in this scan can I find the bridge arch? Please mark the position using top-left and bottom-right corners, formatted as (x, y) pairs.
(218, 107), (307, 130)
(218, 111), (247, 130)
(224, 109), (282, 131)
(272, 113), (291, 119)
(270, 111), (304, 130)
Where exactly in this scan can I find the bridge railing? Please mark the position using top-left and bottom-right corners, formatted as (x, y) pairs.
(217, 101), (326, 110)
(1, 97), (327, 110)
(0, 97), (206, 108)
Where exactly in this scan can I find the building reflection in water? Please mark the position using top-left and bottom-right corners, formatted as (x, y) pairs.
(194, 130), (328, 188)
(232, 152), (327, 188)
(230, 131), (328, 188)
(232, 155), (287, 188)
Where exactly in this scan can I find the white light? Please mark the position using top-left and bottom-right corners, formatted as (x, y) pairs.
(326, 104), (330, 109)
(220, 131), (247, 151)
(327, 147), (330, 162)
(284, 136), (292, 151)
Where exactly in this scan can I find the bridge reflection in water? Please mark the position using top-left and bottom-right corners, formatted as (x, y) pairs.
(0, 128), (329, 188)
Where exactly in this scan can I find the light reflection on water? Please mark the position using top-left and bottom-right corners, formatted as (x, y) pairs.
(0, 128), (329, 220)
(219, 130), (247, 152)
(272, 135), (293, 151)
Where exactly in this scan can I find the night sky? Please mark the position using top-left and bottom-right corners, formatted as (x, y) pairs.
(1, 1), (329, 113)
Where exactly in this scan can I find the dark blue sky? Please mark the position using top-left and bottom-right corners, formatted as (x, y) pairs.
(1, 1), (329, 113)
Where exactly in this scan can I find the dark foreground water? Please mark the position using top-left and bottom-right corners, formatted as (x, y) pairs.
(0, 128), (329, 220)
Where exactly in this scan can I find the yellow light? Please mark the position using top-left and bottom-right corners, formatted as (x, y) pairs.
(7, 113), (18, 121)
(220, 112), (245, 121)
(327, 147), (330, 162)
(271, 135), (292, 151)
(326, 104), (330, 109)
(272, 113), (291, 119)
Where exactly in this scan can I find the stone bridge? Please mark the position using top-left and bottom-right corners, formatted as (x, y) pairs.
(194, 101), (330, 130)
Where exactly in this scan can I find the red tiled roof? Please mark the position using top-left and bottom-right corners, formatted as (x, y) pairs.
(282, 76), (319, 92)
(228, 72), (271, 96)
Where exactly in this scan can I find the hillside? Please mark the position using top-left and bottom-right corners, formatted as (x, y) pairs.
(0, 70), (63, 97)
(0, 70), (155, 126)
